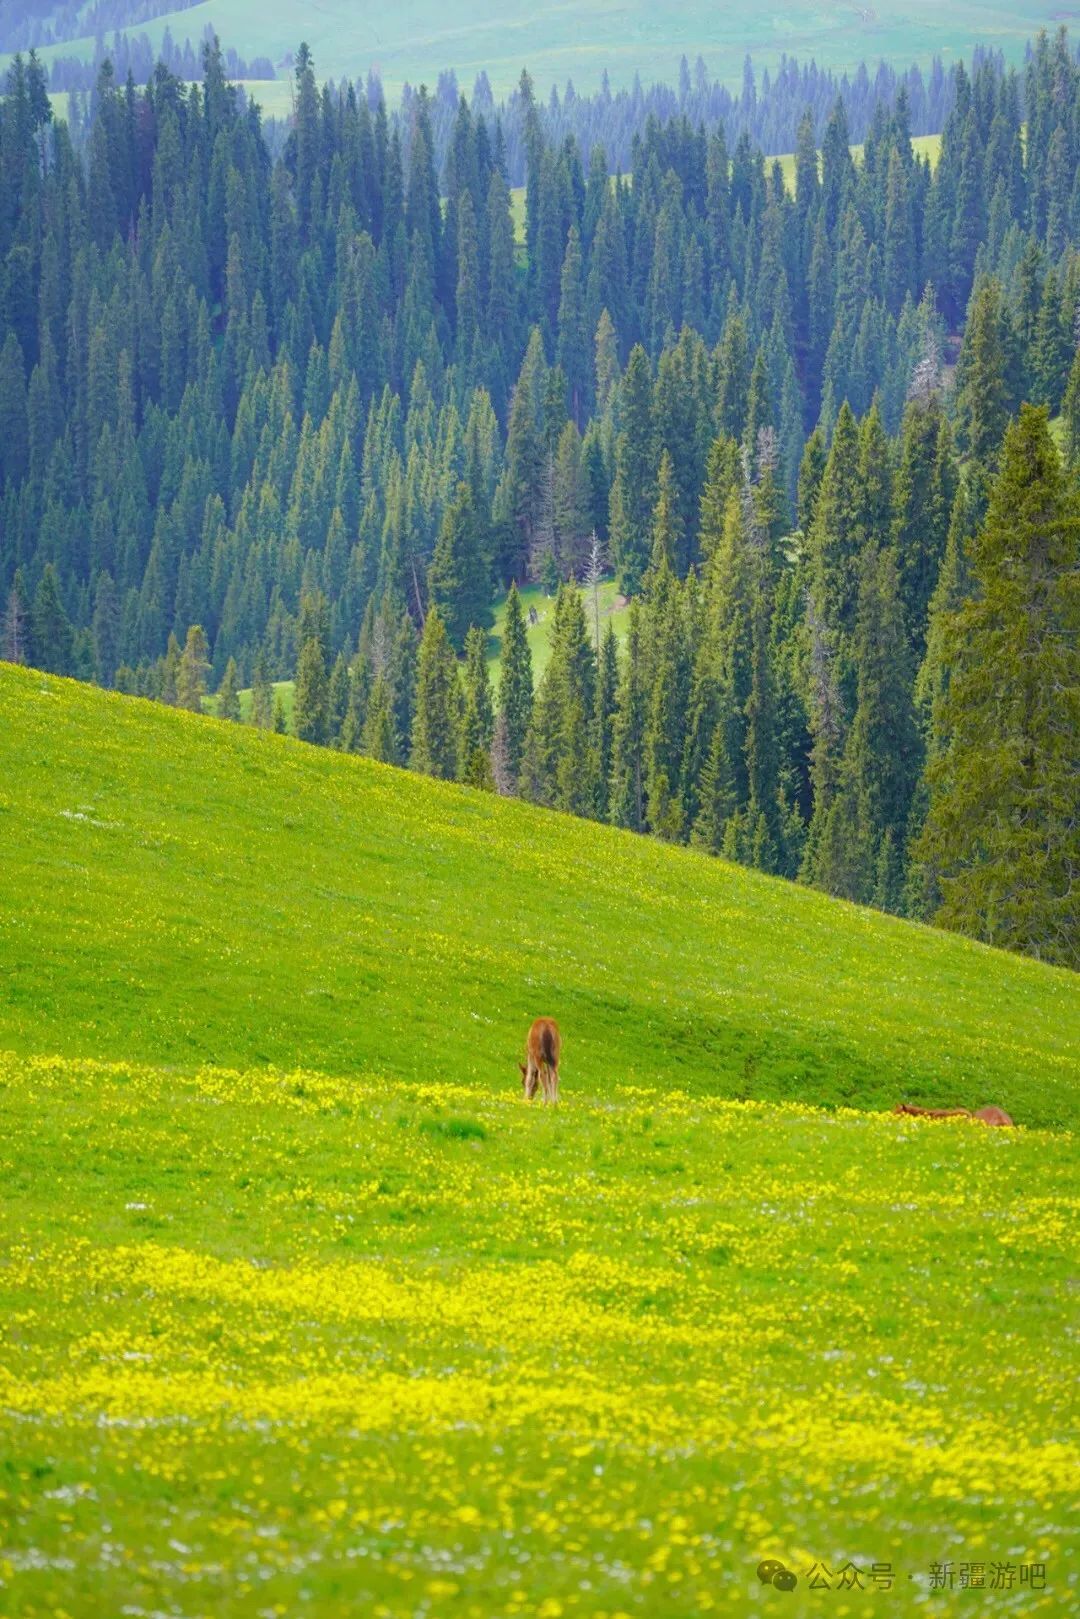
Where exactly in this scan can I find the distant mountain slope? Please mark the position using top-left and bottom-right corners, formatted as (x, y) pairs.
(8, 0), (1064, 96)
(1, 663), (1076, 1124)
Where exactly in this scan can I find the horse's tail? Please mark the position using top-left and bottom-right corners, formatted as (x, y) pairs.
(540, 1022), (557, 1070)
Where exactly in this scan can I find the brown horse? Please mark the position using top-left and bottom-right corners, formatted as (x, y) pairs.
(894, 1102), (1015, 1127)
(520, 1018), (561, 1103)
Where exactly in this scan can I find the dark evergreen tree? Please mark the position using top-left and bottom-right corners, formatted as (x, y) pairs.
(30, 565), (72, 675)
(497, 581), (534, 787)
(460, 624), (495, 788)
(428, 480), (492, 651)
(362, 673), (400, 764)
(411, 608), (462, 780)
(608, 345), (655, 593)
(918, 407), (1079, 965)
(294, 634), (329, 744)
(176, 624), (210, 712)
(214, 659), (239, 722)
(609, 603), (648, 833)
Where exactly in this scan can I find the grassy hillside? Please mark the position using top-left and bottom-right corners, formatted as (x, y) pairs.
(8, 2), (1064, 98)
(1, 662), (1076, 1125)
(1, 664), (1078, 1616)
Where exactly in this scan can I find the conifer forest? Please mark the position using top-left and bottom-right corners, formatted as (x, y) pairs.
(1, 28), (1078, 967)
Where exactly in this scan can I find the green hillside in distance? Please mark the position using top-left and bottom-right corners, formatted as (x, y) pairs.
(14, 1), (1065, 98)
(2, 663), (1076, 1126)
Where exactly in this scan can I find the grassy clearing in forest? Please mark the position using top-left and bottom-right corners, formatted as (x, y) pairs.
(485, 577), (631, 683)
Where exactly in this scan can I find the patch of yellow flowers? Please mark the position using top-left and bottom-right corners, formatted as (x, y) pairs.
(1, 1052), (1076, 1616)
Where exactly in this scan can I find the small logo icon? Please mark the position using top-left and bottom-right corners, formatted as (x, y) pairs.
(758, 1558), (798, 1591)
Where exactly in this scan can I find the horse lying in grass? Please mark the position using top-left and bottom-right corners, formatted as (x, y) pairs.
(520, 1017), (561, 1104)
(894, 1102), (1015, 1127)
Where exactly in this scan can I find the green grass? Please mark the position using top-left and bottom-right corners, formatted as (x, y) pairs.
(8, 3), (1065, 99)
(2, 1051), (1076, 1617)
(1, 662), (1076, 1121)
(1, 663), (1078, 1617)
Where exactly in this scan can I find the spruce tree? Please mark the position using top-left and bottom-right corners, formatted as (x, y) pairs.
(649, 450), (682, 576)
(904, 486), (974, 918)
(609, 604), (648, 832)
(1062, 349), (1080, 469)
(892, 397), (955, 649)
(553, 420), (591, 578)
(176, 625), (210, 712)
(362, 674), (400, 764)
(917, 407), (1079, 966)
(217, 657), (242, 721)
(91, 573), (120, 687)
(608, 345), (655, 594)
(742, 572), (781, 871)
(796, 428), (827, 535)
(410, 608), (462, 781)
(327, 651), (350, 742)
(692, 722), (738, 855)
(500, 329), (546, 580)
(644, 581), (689, 839)
(460, 624), (495, 788)
(498, 582), (534, 787)
(954, 277), (1010, 468)
(294, 635), (329, 744)
(250, 647), (274, 729)
(698, 435), (741, 562)
(160, 636), (182, 708)
(428, 480), (492, 651)
(814, 546), (919, 906)
(0, 332), (28, 490)
(557, 224), (589, 427)
(595, 621), (619, 822)
(522, 583), (597, 814)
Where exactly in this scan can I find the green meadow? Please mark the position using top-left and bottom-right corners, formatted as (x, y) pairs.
(12, 2), (1065, 98)
(2, 664), (1075, 1119)
(1, 663), (1077, 1617)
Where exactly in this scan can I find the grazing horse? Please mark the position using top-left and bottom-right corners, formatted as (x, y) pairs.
(520, 1017), (561, 1103)
(894, 1102), (1014, 1127)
